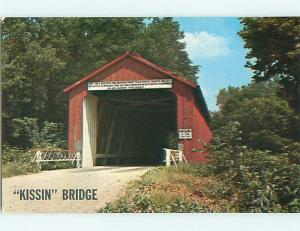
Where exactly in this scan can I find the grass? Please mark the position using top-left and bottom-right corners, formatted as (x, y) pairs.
(98, 163), (234, 213)
(2, 162), (40, 178)
(2, 161), (75, 178)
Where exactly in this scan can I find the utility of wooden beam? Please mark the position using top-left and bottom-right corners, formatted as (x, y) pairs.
(104, 96), (174, 105)
(96, 154), (142, 158)
(117, 101), (173, 108)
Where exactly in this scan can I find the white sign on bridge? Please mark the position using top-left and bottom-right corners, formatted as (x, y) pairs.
(88, 79), (172, 91)
(178, 129), (192, 139)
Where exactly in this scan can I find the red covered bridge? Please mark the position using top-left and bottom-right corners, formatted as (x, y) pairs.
(64, 52), (212, 167)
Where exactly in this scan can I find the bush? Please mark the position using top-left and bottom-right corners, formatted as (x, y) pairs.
(11, 117), (39, 148)
(3, 118), (70, 174)
(2, 145), (74, 176)
(41, 161), (74, 170)
(2, 145), (40, 177)
(208, 122), (300, 212)
(10, 117), (67, 149)
(177, 163), (209, 176)
(2, 145), (35, 164)
(284, 142), (300, 164)
(2, 162), (39, 178)
(98, 195), (208, 213)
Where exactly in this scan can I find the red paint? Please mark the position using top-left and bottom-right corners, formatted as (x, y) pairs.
(64, 52), (212, 163)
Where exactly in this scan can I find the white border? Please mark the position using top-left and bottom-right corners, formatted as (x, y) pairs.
(0, 0), (299, 16)
(1, 0), (300, 230)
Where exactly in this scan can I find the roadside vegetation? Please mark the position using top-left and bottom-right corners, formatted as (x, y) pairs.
(2, 146), (39, 178)
(2, 121), (70, 178)
(99, 125), (299, 212)
(99, 82), (300, 213)
(99, 164), (232, 213)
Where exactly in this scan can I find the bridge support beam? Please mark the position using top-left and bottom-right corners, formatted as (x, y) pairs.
(82, 94), (98, 167)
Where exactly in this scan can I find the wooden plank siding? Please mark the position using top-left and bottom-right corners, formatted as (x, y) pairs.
(65, 52), (212, 165)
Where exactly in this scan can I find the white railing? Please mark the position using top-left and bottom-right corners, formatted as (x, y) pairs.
(164, 148), (187, 166)
(32, 149), (81, 169)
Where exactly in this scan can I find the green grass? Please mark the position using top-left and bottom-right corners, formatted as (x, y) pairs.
(2, 161), (75, 178)
(98, 163), (234, 213)
(2, 162), (40, 178)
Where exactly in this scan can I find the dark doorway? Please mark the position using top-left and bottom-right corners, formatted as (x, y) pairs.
(90, 89), (177, 165)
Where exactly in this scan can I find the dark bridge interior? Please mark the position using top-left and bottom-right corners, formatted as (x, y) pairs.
(90, 89), (177, 165)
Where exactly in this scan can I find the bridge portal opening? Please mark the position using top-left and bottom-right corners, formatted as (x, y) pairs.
(89, 89), (177, 166)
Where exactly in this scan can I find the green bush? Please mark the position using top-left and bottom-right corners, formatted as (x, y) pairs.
(2, 145), (35, 164)
(98, 195), (208, 213)
(11, 117), (67, 149)
(41, 161), (74, 170)
(3, 118), (70, 174)
(177, 163), (209, 176)
(2, 145), (74, 176)
(284, 142), (300, 164)
(2, 162), (39, 178)
(208, 122), (300, 212)
(2, 145), (40, 177)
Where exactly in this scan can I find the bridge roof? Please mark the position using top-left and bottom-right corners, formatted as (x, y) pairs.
(64, 51), (197, 93)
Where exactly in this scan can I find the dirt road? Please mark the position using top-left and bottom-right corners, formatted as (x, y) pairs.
(2, 166), (151, 213)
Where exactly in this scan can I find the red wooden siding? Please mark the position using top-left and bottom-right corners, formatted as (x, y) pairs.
(65, 52), (212, 163)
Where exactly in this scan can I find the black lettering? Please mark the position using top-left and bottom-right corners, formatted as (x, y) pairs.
(35, 189), (41, 200)
(44, 189), (51, 200)
(69, 189), (75, 200)
(63, 189), (68, 200)
(29, 189), (35, 200)
(92, 189), (97, 200)
(19, 189), (27, 200)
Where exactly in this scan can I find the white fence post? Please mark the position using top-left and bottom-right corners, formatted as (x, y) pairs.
(76, 152), (81, 168)
(164, 148), (187, 166)
(36, 150), (42, 171)
(179, 150), (183, 162)
(164, 148), (171, 166)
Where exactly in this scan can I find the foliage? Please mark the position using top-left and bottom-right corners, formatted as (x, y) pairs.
(238, 17), (300, 112)
(3, 118), (69, 175)
(98, 165), (233, 213)
(132, 17), (199, 81)
(212, 82), (300, 152)
(99, 195), (206, 213)
(11, 117), (40, 148)
(2, 145), (40, 177)
(208, 122), (300, 212)
(2, 162), (39, 178)
(2, 145), (33, 164)
(10, 117), (66, 148)
(2, 17), (198, 146)
(2, 144), (74, 176)
(41, 161), (74, 171)
(284, 142), (300, 164)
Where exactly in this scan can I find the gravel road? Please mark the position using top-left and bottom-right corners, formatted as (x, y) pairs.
(2, 166), (151, 213)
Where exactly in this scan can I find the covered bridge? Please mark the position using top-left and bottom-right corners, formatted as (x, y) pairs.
(64, 52), (212, 167)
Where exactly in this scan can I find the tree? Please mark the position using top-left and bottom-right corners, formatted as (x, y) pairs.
(212, 82), (300, 152)
(238, 17), (300, 113)
(132, 17), (199, 82)
(1, 18), (68, 145)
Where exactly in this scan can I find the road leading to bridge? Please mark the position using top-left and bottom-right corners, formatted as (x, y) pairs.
(2, 166), (152, 213)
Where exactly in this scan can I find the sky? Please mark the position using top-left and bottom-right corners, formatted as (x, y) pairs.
(175, 17), (253, 111)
